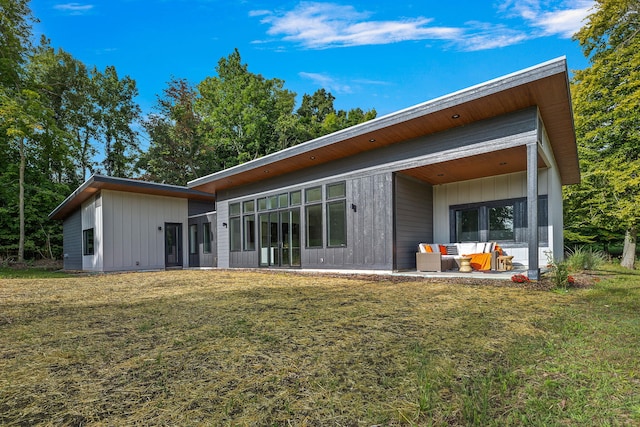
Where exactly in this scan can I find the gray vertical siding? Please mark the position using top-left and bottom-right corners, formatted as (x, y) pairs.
(63, 208), (82, 270)
(300, 173), (394, 270)
(188, 212), (218, 267)
(349, 173), (394, 269)
(217, 202), (229, 268)
(188, 200), (216, 216)
(394, 173), (433, 270)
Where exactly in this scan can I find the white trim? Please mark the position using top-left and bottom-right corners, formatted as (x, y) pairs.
(188, 210), (217, 219)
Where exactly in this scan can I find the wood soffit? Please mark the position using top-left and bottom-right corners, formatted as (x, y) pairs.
(190, 59), (578, 194)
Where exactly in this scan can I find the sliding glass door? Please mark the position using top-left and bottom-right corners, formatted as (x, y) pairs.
(259, 208), (300, 267)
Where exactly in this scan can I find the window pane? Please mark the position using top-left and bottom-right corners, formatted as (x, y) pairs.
(290, 191), (301, 206)
(489, 205), (514, 240)
(306, 204), (323, 247)
(327, 200), (346, 246)
(230, 217), (241, 251)
(327, 182), (346, 199)
(229, 202), (241, 216)
(305, 187), (322, 203)
(203, 222), (211, 253)
(456, 209), (479, 242)
(268, 195), (278, 210)
(257, 197), (267, 211)
(243, 214), (256, 251)
(243, 200), (255, 213)
(189, 224), (198, 254)
(278, 193), (288, 208)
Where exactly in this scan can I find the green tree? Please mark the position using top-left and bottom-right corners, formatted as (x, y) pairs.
(569, 0), (640, 268)
(92, 65), (141, 177)
(140, 77), (210, 184)
(297, 88), (376, 139)
(28, 38), (88, 185)
(0, 0), (53, 262)
(196, 49), (297, 170)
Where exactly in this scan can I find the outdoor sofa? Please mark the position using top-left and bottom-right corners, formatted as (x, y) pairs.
(416, 242), (500, 272)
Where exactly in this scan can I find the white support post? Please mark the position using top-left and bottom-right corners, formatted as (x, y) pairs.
(527, 143), (540, 280)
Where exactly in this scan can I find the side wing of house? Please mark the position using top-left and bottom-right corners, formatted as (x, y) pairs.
(100, 190), (189, 272)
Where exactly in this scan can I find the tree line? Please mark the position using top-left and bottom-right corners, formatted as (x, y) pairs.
(1, 0), (637, 269)
(0, 1), (376, 262)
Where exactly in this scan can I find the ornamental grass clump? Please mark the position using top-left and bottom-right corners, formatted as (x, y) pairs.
(565, 246), (608, 271)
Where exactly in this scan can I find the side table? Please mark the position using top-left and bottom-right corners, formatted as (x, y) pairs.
(459, 256), (472, 273)
(497, 255), (514, 271)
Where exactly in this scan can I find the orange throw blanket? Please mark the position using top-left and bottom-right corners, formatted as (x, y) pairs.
(463, 252), (492, 271)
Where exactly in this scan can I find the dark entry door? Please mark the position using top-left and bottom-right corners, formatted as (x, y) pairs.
(259, 209), (300, 267)
(165, 223), (183, 268)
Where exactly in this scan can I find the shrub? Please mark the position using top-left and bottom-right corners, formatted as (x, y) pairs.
(544, 251), (573, 290)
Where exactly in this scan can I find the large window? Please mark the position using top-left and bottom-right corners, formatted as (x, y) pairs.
(305, 187), (323, 248)
(83, 228), (94, 255)
(229, 202), (241, 251)
(203, 222), (212, 253)
(243, 201), (256, 251)
(450, 197), (547, 244)
(306, 204), (323, 248)
(327, 200), (346, 246)
(326, 182), (346, 247)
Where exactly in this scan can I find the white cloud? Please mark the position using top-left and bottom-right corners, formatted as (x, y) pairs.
(299, 72), (352, 94)
(535, 2), (595, 37)
(255, 2), (462, 49)
(252, 1), (596, 51)
(501, 0), (595, 38)
(54, 3), (95, 15)
(458, 22), (530, 51)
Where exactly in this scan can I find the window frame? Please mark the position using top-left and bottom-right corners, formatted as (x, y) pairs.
(203, 222), (212, 253)
(83, 228), (94, 256)
(229, 201), (241, 252)
(189, 224), (198, 255)
(326, 199), (347, 247)
(450, 196), (548, 245)
(243, 214), (256, 251)
(305, 203), (323, 248)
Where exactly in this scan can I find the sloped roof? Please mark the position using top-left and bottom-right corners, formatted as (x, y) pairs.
(188, 57), (578, 194)
(49, 174), (214, 220)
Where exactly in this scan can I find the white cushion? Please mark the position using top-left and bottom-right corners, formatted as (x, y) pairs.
(458, 243), (478, 255)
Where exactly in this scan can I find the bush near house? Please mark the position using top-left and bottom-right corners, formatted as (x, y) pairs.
(1, 268), (638, 425)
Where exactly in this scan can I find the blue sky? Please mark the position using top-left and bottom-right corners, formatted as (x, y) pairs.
(32, 0), (595, 121)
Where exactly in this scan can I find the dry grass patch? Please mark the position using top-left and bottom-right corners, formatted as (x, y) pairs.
(1, 269), (638, 425)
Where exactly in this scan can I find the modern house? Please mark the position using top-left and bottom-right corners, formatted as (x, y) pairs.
(50, 57), (579, 279)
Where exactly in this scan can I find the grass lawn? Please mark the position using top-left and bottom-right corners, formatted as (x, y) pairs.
(1, 267), (639, 426)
